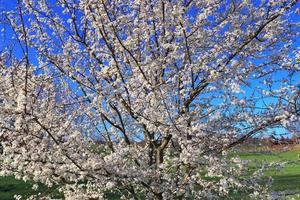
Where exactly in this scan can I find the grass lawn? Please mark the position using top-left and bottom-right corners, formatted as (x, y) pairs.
(1, 150), (300, 199)
(238, 151), (300, 191)
(0, 176), (34, 200)
(0, 176), (62, 200)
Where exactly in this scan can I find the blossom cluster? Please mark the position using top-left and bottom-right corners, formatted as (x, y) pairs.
(0, 0), (299, 199)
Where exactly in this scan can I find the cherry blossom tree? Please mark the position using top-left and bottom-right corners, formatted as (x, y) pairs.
(0, 0), (299, 199)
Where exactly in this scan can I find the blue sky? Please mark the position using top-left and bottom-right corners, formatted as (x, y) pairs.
(0, 1), (299, 139)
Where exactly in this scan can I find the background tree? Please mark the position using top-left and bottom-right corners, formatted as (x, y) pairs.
(0, 0), (299, 199)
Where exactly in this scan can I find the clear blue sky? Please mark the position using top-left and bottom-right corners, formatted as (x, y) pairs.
(0, 1), (299, 139)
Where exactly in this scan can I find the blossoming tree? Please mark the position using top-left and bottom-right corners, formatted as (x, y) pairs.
(0, 0), (299, 199)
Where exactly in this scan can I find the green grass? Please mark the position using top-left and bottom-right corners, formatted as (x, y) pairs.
(238, 151), (300, 192)
(0, 176), (62, 200)
(1, 151), (300, 199)
(0, 176), (34, 200)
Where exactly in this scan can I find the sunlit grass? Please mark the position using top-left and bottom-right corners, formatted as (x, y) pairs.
(1, 150), (300, 199)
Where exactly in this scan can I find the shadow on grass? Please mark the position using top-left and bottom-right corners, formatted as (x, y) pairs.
(0, 176), (63, 200)
(271, 174), (300, 191)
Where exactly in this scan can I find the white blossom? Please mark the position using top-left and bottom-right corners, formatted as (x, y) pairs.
(0, 0), (298, 199)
